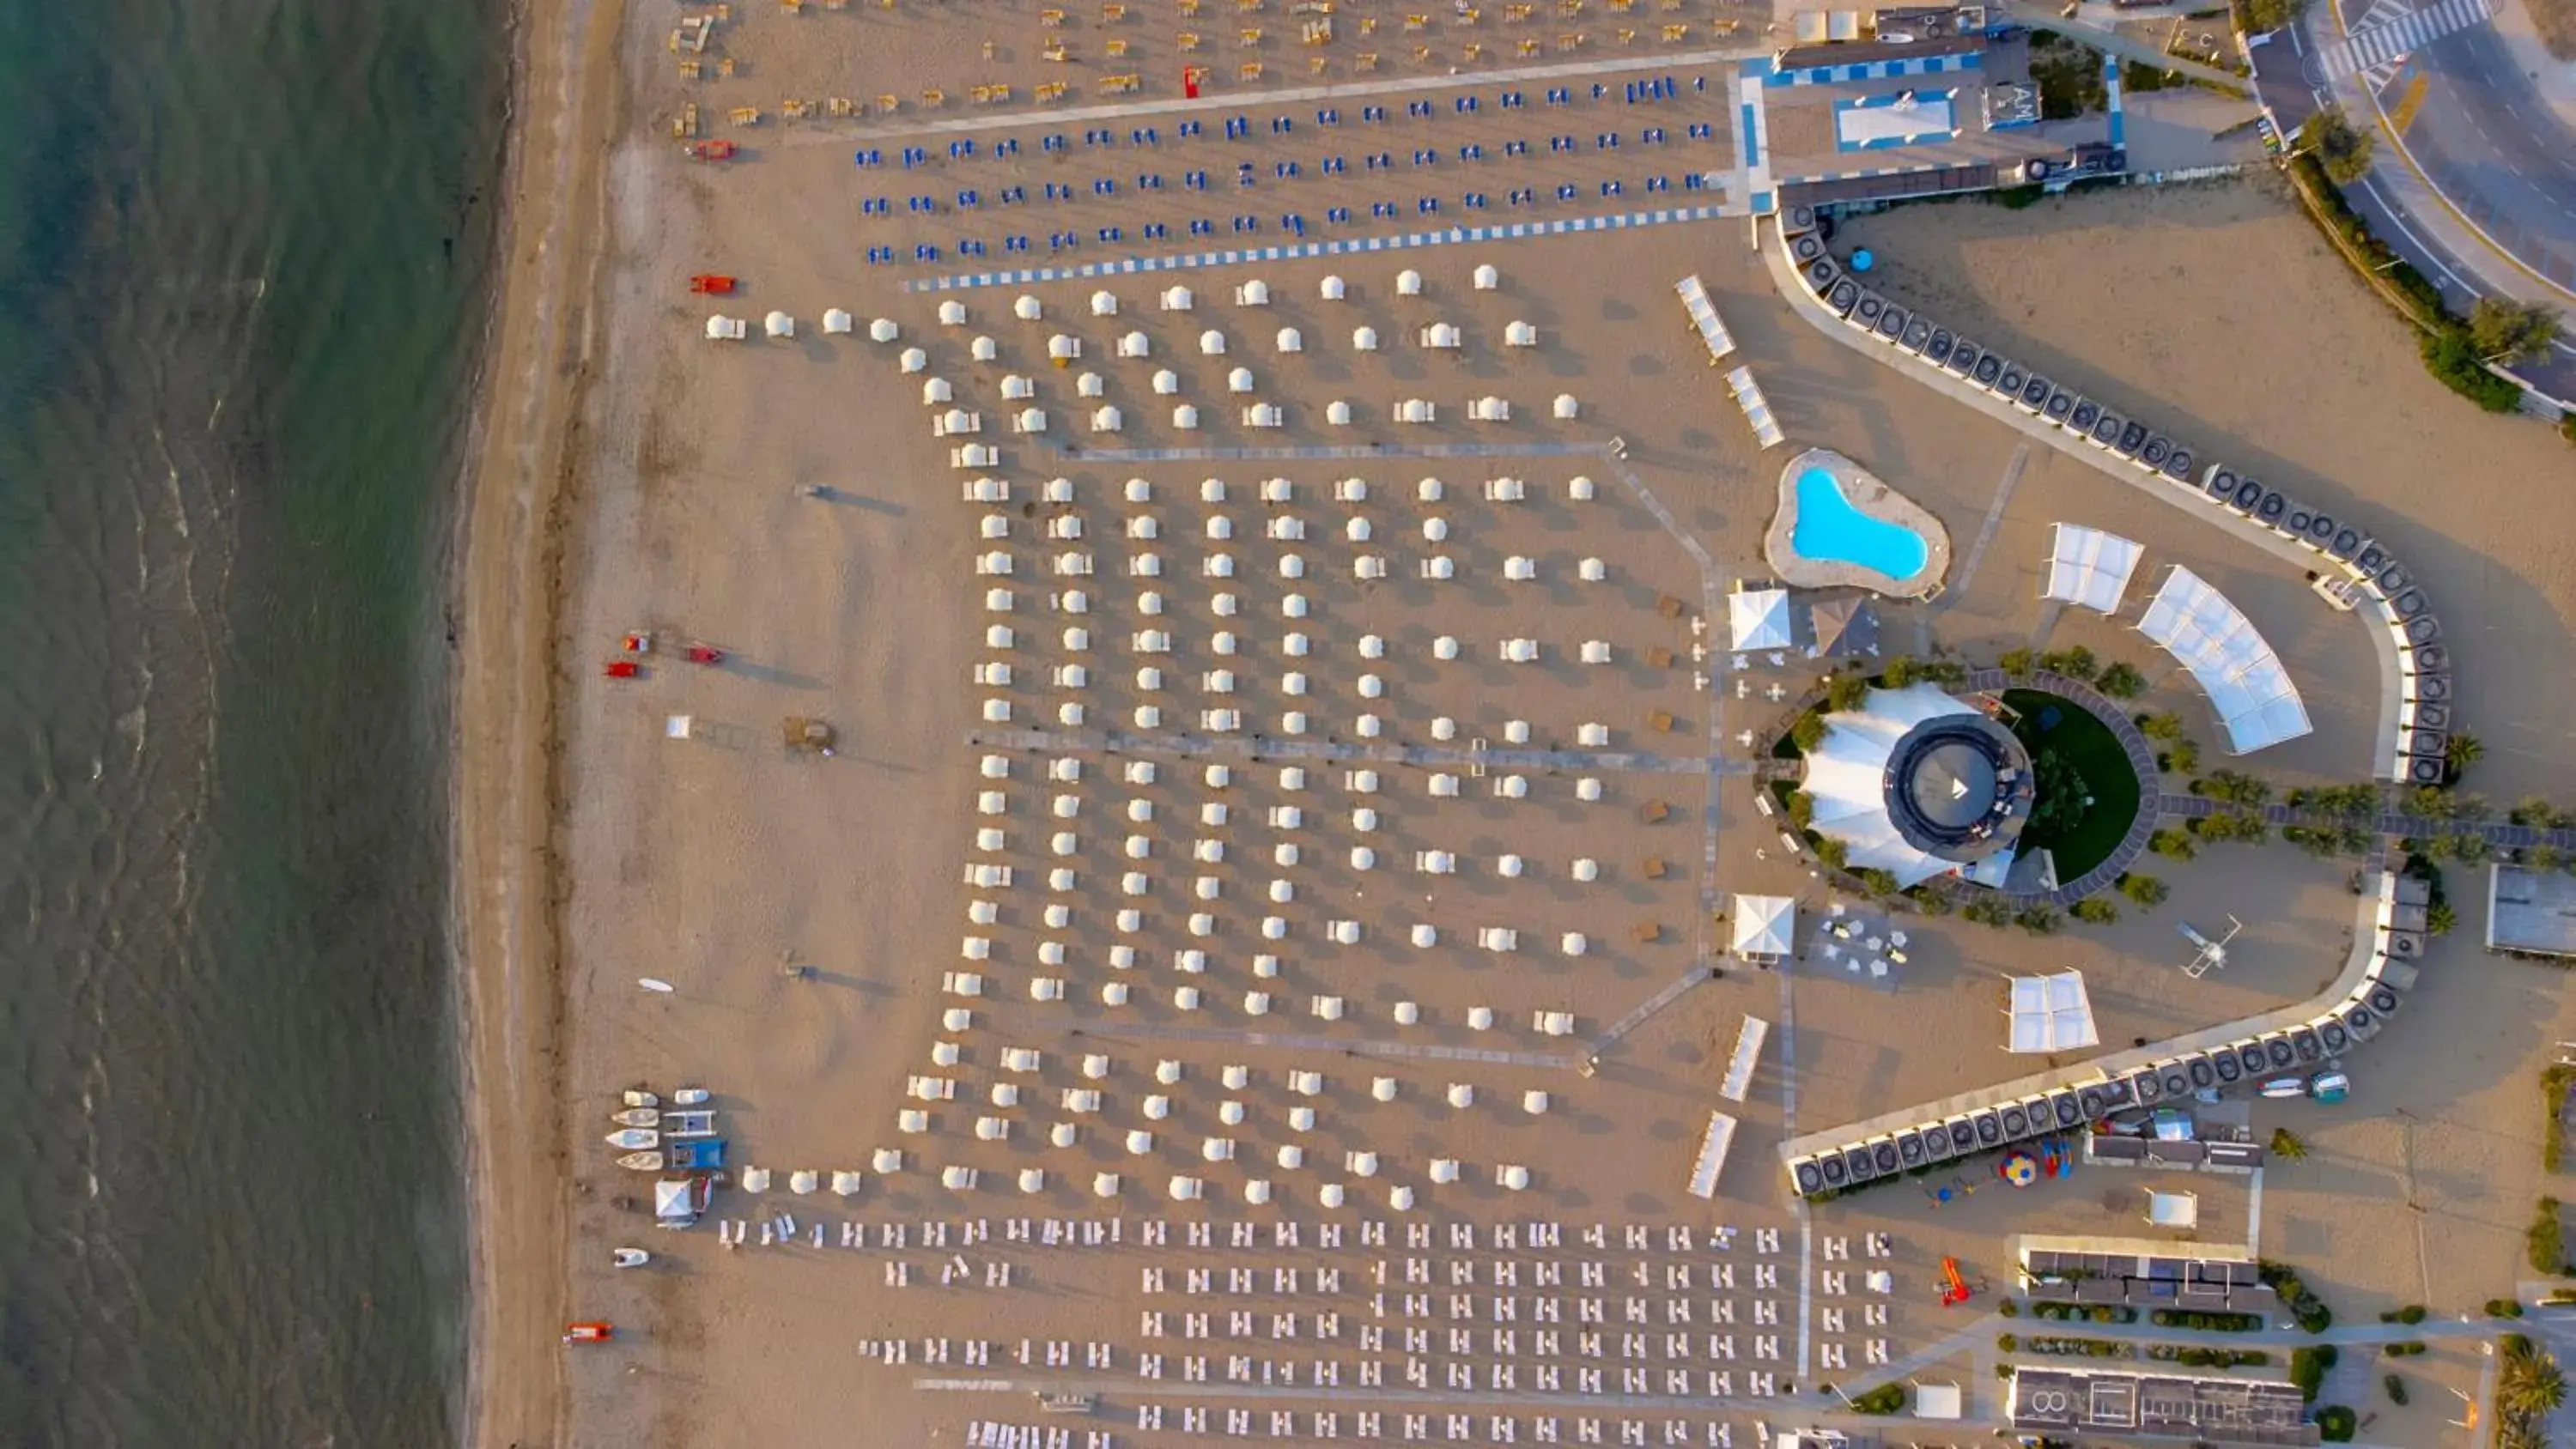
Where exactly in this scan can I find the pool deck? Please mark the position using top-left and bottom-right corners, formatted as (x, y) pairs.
(1764, 446), (1951, 599)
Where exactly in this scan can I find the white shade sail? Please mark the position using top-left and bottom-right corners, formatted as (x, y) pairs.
(2006, 970), (2099, 1052)
(2136, 567), (2312, 754)
(2043, 523), (2143, 615)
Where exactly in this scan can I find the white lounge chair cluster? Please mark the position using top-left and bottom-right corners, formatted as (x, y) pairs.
(848, 1216), (1804, 1442)
(1721, 366), (1783, 451)
(1673, 274), (1736, 363)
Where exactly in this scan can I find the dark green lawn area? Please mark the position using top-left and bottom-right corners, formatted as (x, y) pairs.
(2003, 688), (2142, 878)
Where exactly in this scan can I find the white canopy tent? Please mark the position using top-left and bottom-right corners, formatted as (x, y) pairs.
(1728, 587), (1792, 651)
(2043, 523), (2144, 615)
(1729, 894), (1795, 961)
(1803, 682), (2003, 888)
(2135, 567), (2312, 754)
(2005, 970), (2099, 1052)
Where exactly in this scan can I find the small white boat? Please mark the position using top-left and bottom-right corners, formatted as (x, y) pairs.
(623, 1088), (659, 1109)
(2258, 1077), (2306, 1100)
(613, 1247), (651, 1269)
(611, 1106), (660, 1128)
(671, 1087), (710, 1106)
(617, 1151), (665, 1172)
(605, 1127), (659, 1150)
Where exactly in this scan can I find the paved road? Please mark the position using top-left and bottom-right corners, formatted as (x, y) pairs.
(2245, 7), (2576, 397)
(2397, 10), (2576, 293)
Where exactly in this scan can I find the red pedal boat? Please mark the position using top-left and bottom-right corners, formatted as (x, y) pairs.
(687, 139), (736, 161)
(563, 1322), (615, 1344)
(690, 274), (737, 294)
(603, 659), (640, 679)
(686, 645), (725, 665)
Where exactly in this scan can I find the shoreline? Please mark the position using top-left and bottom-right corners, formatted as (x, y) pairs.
(450, 0), (626, 1442)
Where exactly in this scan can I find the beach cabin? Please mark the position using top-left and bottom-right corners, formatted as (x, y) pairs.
(1198, 329), (1227, 355)
(1325, 399), (1352, 427)
(1395, 269), (1424, 296)
(1158, 284), (1193, 312)
(1234, 278), (1271, 306)
(705, 315), (748, 341)
(1351, 325), (1380, 352)
(1091, 289), (1119, 317)
(821, 308), (853, 335)
(1013, 294), (1043, 321)
(1473, 263), (1501, 291)
(1319, 274), (1346, 300)
(868, 317), (899, 343)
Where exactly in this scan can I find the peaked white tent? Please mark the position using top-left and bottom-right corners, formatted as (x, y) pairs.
(1728, 587), (1792, 651)
(2006, 970), (2099, 1052)
(2044, 524), (2144, 615)
(1729, 894), (1795, 961)
(1803, 682), (2003, 888)
(2135, 567), (2312, 754)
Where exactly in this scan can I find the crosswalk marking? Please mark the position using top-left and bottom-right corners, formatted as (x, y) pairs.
(2314, 0), (2494, 82)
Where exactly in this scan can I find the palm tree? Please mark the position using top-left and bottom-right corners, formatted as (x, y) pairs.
(2500, 1344), (2567, 1420)
(2446, 731), (2485, 780)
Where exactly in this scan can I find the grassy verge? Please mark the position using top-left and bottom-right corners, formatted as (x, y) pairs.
(2004, 688), (2144, 880)
(2545, 1064), (2575, 1171)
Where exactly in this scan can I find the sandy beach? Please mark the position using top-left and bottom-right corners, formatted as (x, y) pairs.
(451, 0), (628, 1442)
(448, 3), (2576, 1445)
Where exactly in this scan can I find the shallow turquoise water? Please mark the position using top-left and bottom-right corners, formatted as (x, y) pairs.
(0, 0), (501, 1440)
(1789, 467), (1929, 580)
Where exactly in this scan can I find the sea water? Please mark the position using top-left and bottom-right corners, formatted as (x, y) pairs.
(0, 0), (501, 1440)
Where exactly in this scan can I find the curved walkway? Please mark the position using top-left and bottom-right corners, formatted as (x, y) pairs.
(1757, 216), (2449, 1197)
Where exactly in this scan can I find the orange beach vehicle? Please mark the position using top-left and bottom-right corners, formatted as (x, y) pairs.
(689, 274), (737, 294)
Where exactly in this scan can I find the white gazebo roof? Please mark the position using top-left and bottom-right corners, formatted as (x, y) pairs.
(2007, 970), (2099, 1053)
(1729, 894), (1795, 960)
(2044, 523), (2144, 614)
(2136, 567), (2311, 754)
(1727, 587), (1792, 651)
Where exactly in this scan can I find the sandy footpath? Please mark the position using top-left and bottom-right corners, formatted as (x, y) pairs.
(451, 0), (629, 1443)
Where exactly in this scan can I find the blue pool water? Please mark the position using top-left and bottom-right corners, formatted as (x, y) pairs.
(1791, 468), (1930, 579)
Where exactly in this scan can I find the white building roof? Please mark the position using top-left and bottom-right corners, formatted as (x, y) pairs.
(2135, 567), (2312, 754)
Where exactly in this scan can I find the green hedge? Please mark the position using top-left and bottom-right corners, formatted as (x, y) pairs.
(2153, 1308), (2264, 1331)
(2291, 1344), (2339, 1402)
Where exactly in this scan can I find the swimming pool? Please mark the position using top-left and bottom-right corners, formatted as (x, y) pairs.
(1789, 466), (1930, 581)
